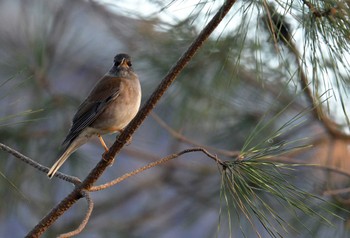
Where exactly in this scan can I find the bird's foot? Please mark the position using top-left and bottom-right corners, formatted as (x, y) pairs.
(102, 150), (115, 165)
(116, 133), (132, 145)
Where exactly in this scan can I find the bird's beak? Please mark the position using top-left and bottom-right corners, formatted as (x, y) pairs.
(120, 58), (129, 68)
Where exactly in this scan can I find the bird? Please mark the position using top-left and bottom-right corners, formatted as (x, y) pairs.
(47, 53), (141, 178)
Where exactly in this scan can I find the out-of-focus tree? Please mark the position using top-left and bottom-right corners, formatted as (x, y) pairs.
(0, 0), (350, 237)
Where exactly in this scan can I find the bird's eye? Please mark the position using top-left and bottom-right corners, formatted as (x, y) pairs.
(127, 61), (132, 67)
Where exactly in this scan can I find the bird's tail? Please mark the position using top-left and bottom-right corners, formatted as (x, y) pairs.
(47, 145), (75, 179)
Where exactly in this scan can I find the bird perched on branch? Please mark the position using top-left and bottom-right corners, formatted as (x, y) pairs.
(48, 53), (141, 178)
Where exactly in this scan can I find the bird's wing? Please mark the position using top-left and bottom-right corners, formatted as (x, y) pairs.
(62, 75), (122, 148)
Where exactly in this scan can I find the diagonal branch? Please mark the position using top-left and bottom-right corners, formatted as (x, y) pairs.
(89, 147), (224, 192)
(26, 1), (238, 237)
(0, 143), (81, 185)
(289, 39), (350, 139)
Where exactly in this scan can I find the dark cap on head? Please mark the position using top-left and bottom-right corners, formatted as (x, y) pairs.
(113, 53), (132, 68)
(114, 53), (131, 63)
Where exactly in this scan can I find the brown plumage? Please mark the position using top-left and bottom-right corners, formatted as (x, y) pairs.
(48, 53), (141, 178)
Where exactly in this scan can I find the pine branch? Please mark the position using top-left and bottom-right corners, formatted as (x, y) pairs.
(264, 2), (350, 139)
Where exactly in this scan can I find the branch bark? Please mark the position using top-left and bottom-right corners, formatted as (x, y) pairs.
(26, 0), (237, 237)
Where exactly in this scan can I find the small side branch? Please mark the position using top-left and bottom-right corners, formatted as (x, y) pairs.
(89, 147), (224, 192)
(0, 143), (81, 185)
(324, 187), (350, 196)
(57, 191), (94, 238)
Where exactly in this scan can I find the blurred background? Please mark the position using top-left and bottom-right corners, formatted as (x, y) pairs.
(0, 0), (350, 237)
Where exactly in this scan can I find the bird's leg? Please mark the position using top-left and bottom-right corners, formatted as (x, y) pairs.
(98, 134), (109, 152)
(99, 134), (114, 164)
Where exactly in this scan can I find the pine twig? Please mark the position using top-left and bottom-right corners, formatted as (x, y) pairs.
(89, 147), (224, 192)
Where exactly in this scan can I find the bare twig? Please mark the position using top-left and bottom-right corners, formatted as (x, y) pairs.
(57, 191), (94, 238)
(89, 147), (224, 192)
(26, 1), (237, 237)
(151, 113), (240, 157)
(0, 143), (81, 185)
(324, 187), (350, 196)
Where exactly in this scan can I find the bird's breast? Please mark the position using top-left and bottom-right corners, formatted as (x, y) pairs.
(92, 78), (141, 134)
